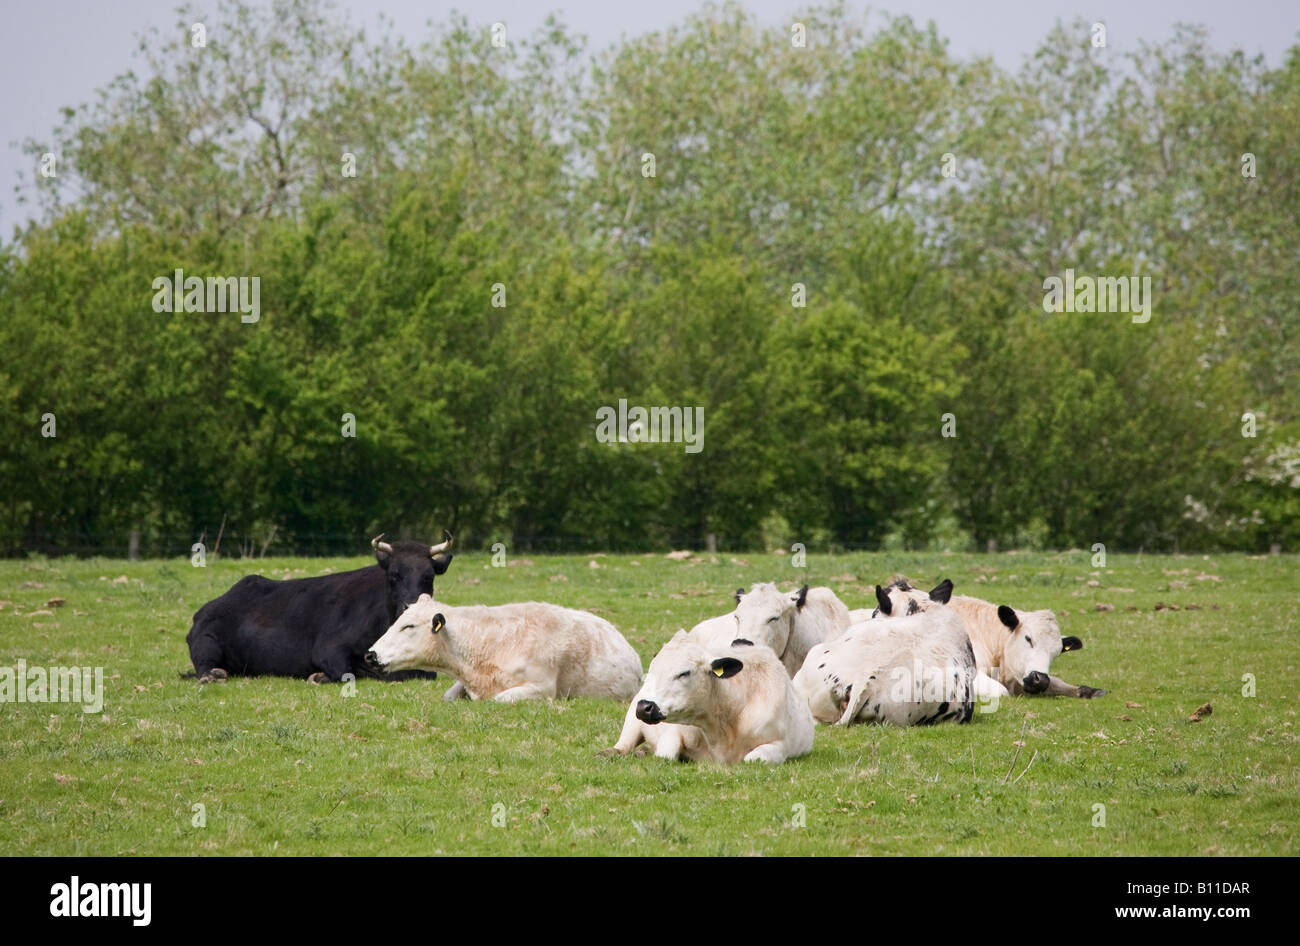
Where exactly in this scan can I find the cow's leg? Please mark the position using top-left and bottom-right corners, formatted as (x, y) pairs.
(974, 672), (1009, 701)
(651, 727), (684, 760)
(443, 680), (469, 702)
(307, 642), (354, 684)
(599, 705), (646, 756)
(1045, 675), (1106, 698)
(188, 631), (229, 683)
(743, 742), (789, 764)
(491, 682), (553, 703)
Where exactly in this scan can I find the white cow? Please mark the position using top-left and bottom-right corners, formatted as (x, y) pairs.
(950, 595), (1104, 698)
(365, 594), (643, 702)
(604, 632), (814, 763)
(725, 583), (852, 676)
(603, 614), (736, 762)
(852, 579), (1008, 703)
(874, 579), (1104, 698)
(793, 605), (978, 726)
(601, 584), (849, 758)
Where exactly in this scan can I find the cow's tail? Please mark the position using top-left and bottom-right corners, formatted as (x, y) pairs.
(837, 673), (875, 725)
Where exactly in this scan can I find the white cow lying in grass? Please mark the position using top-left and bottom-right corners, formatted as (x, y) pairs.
(859, 578), (1008, 704)
(793, 603), (979, 726)
(604, 632), (814, 763)
(365, 594), (642, 702)
(601, 613), (736, 762)
(875, 579), (1105, 698)
(724, 583), (851, 676)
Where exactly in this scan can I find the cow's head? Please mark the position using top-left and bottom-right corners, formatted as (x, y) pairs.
(371, 531), (454, 621)
(365, 593), (447, 674)
(732, 582), (806, 658)
(870, 578), (953, 618)
(995, 605), (1079, 694)
(635, 631), (746, 727)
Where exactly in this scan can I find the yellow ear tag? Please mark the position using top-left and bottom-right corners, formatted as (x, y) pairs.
(712, 665), (725, 676)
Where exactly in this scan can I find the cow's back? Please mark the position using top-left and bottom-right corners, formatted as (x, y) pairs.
(546, 606), (643, 699)
(798, 611), (976, 726)
(187, 566), (384, 677)
(688, 614), (740, 650)
(449, 602), (643, 699)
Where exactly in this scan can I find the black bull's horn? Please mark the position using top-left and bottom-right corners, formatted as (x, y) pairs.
(371, 531), (452, 556)
(430, 530), (453, 556)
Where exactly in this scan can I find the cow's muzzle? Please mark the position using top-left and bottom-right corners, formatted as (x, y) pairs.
(364, 650), (385, 673)
(636, 699), (666, 725)
(1022, 671), (1050, 695)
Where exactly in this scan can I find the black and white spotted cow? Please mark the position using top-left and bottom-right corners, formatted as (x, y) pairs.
(793, 602), (978, 726)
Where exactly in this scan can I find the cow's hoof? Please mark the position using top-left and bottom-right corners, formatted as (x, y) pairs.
(307, 672), (331, 685)
(595, 747), (624, 758)
(1078, 686), (1107, 699)
(198, 669), (228, 684)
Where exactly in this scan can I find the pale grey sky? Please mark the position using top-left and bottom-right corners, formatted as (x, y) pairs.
(3, 0), (1298, 236)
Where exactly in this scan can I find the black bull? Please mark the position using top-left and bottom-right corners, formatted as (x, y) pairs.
(185, 532), (453, 683)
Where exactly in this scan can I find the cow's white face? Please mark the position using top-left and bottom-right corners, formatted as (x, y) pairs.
(871, 579), (953, 619)
(732, 583), (804, 656)
(366, 594), (446, 673)
(635, 632), (744, 726)
(996, 606), (1080, 694)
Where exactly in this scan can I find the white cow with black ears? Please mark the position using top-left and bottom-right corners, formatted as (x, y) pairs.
(854, 578), (1009, 704)
(874, 579), (1105, 698)
(793, 599), (979, 726)
(365, 594), (642, 702)
(604, 632), (813, 763)
(722, 583), (851, 676)
(601, 613), (741, 763)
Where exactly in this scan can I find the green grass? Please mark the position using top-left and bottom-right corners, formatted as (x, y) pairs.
(1, 549), (1296, 856)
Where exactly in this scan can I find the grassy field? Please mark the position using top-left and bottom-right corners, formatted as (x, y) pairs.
(1, 549), (1296, 856)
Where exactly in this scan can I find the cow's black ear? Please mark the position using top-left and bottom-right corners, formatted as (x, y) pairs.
(710, 657), (743, 679)
(928, 579), (953, 604)
(793, 584), (809, 609)
(997, 605), (1018, 629)
(874, 585), (893, 616)
(1061, 636), (1083, 652)
(734, 587), (746, 604)
(431, 613), (445, 634)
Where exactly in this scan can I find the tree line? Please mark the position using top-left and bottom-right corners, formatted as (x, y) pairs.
(2, 0), (1296, 556)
